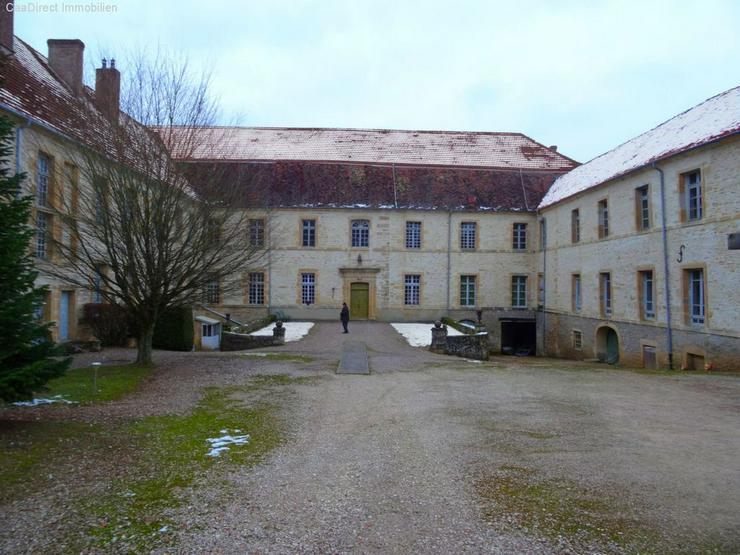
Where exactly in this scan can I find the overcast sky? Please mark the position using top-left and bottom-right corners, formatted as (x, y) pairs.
(14, 0), (740, 162)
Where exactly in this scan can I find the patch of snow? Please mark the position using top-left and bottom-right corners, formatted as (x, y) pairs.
(12, 395), (76, 407)
(251, 322), (315, 342)
(390, 323), (463, 347)
(540, 86), (740, 209)
(206, 430), (250, 457)
(464, 359), (484, 364)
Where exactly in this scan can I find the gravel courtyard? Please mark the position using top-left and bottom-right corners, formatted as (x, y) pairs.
(1, 322), (739, 554)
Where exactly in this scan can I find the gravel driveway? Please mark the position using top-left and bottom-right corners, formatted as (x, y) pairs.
(2, 322), (739, 554)
(168, 322), (740, 553)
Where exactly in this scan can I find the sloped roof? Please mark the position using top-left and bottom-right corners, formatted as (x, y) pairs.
(539, 86), (740, 209)
(167, 126), (578, 171)
(186, 160), (564, 212)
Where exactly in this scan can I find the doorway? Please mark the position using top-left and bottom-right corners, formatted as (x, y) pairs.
(596, 326), (619, 364)
(500, 319), (536, 355)
(350, 282), (369, 319)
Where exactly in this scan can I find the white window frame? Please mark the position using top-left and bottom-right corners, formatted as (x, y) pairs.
(351, 219), (369, 248)
(302, 219), (316, 247)
(598, 200), (609, 238)
(36, 211), (49, 259)
(513, 223), (527, 250)
(404, 274), (420, 305)
(248, 272), (265, 305)
(601, 272), (612, 316)
(301, 272), (316, 305)
(688, 269), (705, 324)
(512, 275), (527, 308)
(37, 153), (50, 207)
(460, 275), (476, 307)
(573, 274), (582, 313)
(405, 221), (421, 249)
(641, 270), (655, 319)
(460, 222), (476, 250)
(637, 185), (650, 230)
(686, 170), (702, 221)
(249, 218), (265, 247)
(203, 279), (220, 304)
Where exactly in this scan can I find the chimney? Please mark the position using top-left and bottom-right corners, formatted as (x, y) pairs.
(549, 145), (558, 152)
(47, 39), (85, 95)
(0, 3), (13, 54)
(95, 57), (120, 123)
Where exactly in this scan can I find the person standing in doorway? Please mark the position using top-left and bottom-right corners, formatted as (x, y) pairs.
(340, 302), (350, 333)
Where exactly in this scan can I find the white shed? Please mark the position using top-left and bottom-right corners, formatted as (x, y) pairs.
(195, 316), (221, 350)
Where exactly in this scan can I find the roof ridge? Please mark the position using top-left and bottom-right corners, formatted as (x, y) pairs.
(179, 125), (528, 137)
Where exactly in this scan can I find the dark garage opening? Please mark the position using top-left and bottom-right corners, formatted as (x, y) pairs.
(501, 319), (536, 356)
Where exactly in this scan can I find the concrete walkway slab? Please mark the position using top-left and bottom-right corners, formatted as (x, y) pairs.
(337, 340), (370, 374)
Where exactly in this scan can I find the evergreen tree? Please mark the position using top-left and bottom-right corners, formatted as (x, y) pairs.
(0, 115), (69, 402)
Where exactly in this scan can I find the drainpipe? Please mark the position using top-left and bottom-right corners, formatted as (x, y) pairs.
(540, 217), (547, 357)
(653, 163), (674, 369)
(446, 209), (452, 311)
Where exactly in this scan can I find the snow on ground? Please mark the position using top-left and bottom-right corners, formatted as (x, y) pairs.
(12, 395), (76, 407)
(206, 429), (250, 457)
(251, 322), (315, 342)
(391, 323), (463, 347)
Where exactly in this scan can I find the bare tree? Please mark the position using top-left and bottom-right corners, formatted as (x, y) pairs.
(44, 50), (265, 365)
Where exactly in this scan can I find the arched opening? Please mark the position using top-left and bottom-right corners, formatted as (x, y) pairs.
(595, 326), (620, 364)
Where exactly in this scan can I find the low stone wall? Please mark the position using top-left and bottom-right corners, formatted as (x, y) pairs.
(444, 334), (490, 361)
(429, 322), (490, 360)
(220, 322), (286, 351)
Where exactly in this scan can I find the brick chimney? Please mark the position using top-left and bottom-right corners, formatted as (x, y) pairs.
(0, 3), (13, 54)
(47, 39), (85, 95)
(95, 58), (120, 124)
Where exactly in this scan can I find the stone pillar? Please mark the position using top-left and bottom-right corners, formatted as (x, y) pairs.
(430, 321), (447, 353)
(272, 321), (286, 345)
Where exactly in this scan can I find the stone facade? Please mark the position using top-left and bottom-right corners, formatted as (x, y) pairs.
(538, 135), (740, 370)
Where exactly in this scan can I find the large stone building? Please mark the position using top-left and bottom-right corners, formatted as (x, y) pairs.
(1, 9), (738, 369)
(180, 127), (576, 353)
(537, 87), (740, 371)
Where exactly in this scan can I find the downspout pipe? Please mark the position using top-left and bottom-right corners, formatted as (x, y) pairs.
(653, 163), (674, 370)
(446, 209), (452, 312)
(540, 217), (547, 357)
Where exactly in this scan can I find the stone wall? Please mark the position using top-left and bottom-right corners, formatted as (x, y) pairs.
(220, 326), (285, 351)
(444, 333), (490, 361)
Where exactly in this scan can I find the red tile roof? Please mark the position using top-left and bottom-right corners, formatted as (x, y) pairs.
(167, 127), (578, 171)
(186, 160), (565, 212)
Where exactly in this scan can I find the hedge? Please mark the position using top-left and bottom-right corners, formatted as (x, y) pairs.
(152, 306), (194, 351)
(83, 303), (129, 347)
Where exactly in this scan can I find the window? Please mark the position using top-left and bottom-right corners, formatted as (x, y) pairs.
(248, 272), (265, 305)
(539, 219), (547, 250)
(302, 219), (316, 247)
(206, 219), (222, 244)
(203, 279), (220, 304)
(572, 274), (582, 313)
(460, 275), (476, 307)
(404, 274), (421, 305)
(37, 153), (50, 206)
(685, 268), (705, 324)
(636, 185), (650, 230)
(683, 170), (702, 221)
(639, 270), (655, 320)
(301, 272), (316, 305)
(600, 272), (612, 316)
(92, 266), (104, 303)
(571, 209), (580, 243)
(406, 221), (421, 249)
(36, 212), (49, 259)
(512, 275), (527, 308)
(351, 219), (369, 247)
(249, 218), (265, 247)
(202, 323), (219, 337)
(34, 291), (50, 321)
(572, 330), (583, 350)
(513, 223), (527, 250)
(460, 222), (476, 250)
(598, 199), (609, 238)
